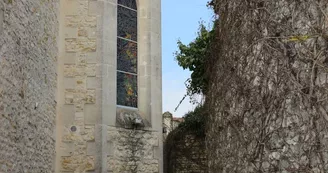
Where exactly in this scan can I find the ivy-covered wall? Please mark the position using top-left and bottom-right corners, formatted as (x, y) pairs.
(164, 106), (207, 173)
(164, 130), (207, 173)
(206, 0), (328, 172)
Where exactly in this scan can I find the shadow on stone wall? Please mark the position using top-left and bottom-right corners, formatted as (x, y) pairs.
(164, 128), (207, 173)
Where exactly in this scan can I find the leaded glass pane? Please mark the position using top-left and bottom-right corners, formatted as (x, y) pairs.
(117, 6), (137, 42)
(117, 0), (138, 108)
(117, 72), (138, 107)
(118, 0), (137, 10)
(117, 38), (137, 74)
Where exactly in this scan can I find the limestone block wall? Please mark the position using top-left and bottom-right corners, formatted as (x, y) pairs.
(107, 127), (160, 172)
(57, 0), (162, 172)
(56, 0), (98, 172)
(0, 0), (58, 172)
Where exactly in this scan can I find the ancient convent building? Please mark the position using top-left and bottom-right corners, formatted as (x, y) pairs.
(0, 0), (162, 172)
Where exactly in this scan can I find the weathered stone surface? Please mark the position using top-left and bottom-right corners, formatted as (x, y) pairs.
(61, 155), (95, 172)
(0, 7), (3, 34)
(108, 158), (159, 173)
(65, 16), (97, 28)
(62, 125), (95, 142)
(65, 38), (97, 52)
(116, 107), (151, 128)
(57, 1), (99, 172)
(164, 132), (207, 173)
(107, 127), (159, 172)
(162, 112), (183, 141)
(206, 1), (328, 172)
(1, 0), (162, 172)
(0, 0), (58, 172)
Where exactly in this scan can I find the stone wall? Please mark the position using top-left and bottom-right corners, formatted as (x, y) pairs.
(56, 0), (99, 171)
(164, 131), (207, 173)
(0, 0), (58, 172)
(206, 0), (328, 172)
(56, 0), (162, 172)
(107, 127), (160, 172)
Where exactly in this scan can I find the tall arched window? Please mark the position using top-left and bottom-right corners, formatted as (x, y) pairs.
(117, 0), (138, 108)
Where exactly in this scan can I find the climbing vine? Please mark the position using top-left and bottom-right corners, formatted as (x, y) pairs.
(164, 105), (207, 173)
(205, 0), (328, 172)
(177, 105), (206, 137)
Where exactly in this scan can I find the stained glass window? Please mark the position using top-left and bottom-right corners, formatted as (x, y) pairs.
(118, 0), (137, 10)
(117, 6), (137, 41)
(117, 72), (138, 107)
(117, 0), (138, 108)
(117, 38), (137, 73)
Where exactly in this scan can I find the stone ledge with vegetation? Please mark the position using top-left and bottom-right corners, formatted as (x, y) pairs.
(164, 106), (207, 173)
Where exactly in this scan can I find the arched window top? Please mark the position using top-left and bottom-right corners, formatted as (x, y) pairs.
(117, 0), (137, 42)
(118, 0), (137, 10)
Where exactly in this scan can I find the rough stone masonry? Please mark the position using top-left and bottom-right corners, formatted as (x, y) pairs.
(0, 0), (58, 172)
(0, 0), (162, 172)
(206, 0), (328, 172)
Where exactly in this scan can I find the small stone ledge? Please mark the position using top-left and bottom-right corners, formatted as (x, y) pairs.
(116, 107), (151, 129)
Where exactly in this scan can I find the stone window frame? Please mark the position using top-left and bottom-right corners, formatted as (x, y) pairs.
(103, 0), (158, 128)
(116, 1), (139, 109)
(115, 0), (152, 128)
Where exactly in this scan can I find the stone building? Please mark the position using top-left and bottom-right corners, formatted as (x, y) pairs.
(0, 0), (162, 172)
(162, 112), (183, 140)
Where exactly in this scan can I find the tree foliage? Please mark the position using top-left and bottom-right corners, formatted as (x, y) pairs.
(175, 24), (214, 96)
(178, 105), (206, 137)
